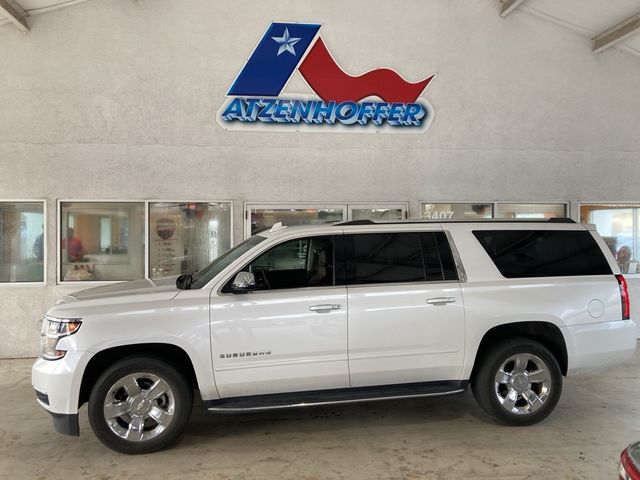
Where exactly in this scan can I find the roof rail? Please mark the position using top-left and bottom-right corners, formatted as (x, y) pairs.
(334, 220), (376, 226)
(547, 217), (576, 223)
(334, 218), (576, 226)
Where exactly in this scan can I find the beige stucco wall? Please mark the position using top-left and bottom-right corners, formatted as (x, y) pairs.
(1, 0), (639, 357)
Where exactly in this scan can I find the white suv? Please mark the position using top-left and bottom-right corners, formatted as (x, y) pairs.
(32, 219), (637, 454)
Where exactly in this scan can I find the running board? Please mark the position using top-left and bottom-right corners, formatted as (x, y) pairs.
(204, 380), (468, 413)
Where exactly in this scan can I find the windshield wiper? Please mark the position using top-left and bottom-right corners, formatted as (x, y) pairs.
(176, 271), (196, 290)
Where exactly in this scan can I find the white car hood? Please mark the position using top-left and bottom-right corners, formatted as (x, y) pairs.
(62, 276), (181, 303)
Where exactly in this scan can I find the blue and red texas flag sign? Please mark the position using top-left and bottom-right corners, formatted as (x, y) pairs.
(216, 22), (435, 133)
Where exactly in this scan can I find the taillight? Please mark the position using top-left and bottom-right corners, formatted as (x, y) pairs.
(616, 274), (631, 321)
(620, 448), (640, 480)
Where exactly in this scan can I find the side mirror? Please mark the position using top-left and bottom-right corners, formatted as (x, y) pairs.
(231, 271), (256, 292)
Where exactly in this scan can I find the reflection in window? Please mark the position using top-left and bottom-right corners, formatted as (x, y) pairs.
(421, 203), (492, 220)
(149, 202), (232, 279)
(495, 203), (566, 219)
(581, 204), (638, 274)
(350, 208), (405, 221)
(60, 202), (145, 281)
(0, 202), (45, 283)
(250, 207), (344, 236)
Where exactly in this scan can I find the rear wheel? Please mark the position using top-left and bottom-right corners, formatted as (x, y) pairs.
(88, 356), (193, 454)
(472, 337), (562, 425)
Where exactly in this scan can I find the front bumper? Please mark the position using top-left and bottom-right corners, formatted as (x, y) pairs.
(564, 319), (637, 373)
(32, 350), (92, 436)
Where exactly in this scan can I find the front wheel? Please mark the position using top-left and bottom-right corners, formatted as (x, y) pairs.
(472, 338), (562, 425)
(88, 356), (193, 454)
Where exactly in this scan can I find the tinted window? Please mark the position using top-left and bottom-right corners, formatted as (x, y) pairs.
(422, 232), (458, 281)
(242, 236), (334, 290)
(349, 233), (424, 284)
(473, 230), (612, 278)
(346, 232), (458, 285)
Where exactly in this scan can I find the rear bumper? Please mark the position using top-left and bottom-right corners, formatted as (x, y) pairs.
(564, 319), (637, 373)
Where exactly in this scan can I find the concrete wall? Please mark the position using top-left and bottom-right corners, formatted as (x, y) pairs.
(1, 0), (639, 357)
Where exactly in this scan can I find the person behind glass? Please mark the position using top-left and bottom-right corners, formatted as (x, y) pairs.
(67, 227), (86, 262)
(616, 245), (632, 274)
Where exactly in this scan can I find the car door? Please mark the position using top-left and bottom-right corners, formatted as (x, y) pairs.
(346, 230), (465, 387)
(209, 234), (349, 398)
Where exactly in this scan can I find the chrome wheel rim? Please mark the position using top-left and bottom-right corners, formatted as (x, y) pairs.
(494, 353), (552, 415)
(103, 372), (175, 442)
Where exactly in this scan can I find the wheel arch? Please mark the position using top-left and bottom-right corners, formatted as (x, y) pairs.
(79, 343), (199, 408)
(470, 321), (568, 383)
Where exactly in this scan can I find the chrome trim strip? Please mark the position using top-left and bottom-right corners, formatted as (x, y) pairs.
(206, 389), (465, 413)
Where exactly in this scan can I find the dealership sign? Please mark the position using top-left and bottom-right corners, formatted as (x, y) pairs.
(217, 22), (435, 133)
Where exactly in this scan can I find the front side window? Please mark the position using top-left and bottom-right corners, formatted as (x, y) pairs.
(473, 229), (612, 278)
(149, 202), (232, 279)
(189, 235), (265, 289)
(241, 236), (335, 290)
(60, 202), (145, 282)
(0, 202), (45, 283)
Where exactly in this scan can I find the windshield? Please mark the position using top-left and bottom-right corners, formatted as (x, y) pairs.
(187, 235), (266, 289)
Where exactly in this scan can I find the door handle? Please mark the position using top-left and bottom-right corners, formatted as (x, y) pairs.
(309, 304), (342, 312)
(426, 297), (456, 305)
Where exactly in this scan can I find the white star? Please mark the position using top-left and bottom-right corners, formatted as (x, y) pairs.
(272, 28), (301, 56)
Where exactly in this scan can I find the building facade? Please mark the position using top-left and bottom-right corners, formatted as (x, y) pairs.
(1, 0), (640, 357)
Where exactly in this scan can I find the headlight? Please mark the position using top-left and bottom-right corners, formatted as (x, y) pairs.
(40, 315), (82, 360)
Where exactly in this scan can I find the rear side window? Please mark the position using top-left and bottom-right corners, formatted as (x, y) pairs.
(346, 232), (458, 285)
(473, 229), (612, 278)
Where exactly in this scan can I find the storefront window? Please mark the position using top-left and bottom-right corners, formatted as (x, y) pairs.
(420, 203), (493, 220)
(581, 204), (639, 274)
(349, 206), (406, 221)
(60, 202), (145, 282)
(0, 202), (45, 283)
(495, 203), (567, 219)
(149, 202), (232, 279)
(248, 206), (345, 236)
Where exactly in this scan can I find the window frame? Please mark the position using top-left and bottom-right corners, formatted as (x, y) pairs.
(57, 199), (234, 285)
(579, 201), (640, 279)
(0, 199), (47, 287)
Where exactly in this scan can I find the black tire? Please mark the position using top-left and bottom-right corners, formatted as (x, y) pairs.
(471, 337), (562, 426)
(88, 356), (193, 454)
